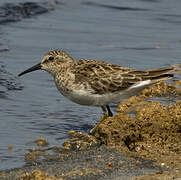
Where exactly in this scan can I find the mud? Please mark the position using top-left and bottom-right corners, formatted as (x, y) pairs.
(0, 144), (164, 180)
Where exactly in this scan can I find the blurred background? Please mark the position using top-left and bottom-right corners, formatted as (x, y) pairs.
(0, 0), (181, 170)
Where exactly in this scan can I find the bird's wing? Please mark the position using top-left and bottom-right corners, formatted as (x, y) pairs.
(73, 60), (175, 94)
(73, 60), (137, 94)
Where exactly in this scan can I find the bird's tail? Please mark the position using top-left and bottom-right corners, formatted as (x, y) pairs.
(144, 64), (181, 83)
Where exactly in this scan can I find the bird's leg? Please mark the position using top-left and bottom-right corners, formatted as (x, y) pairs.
(90, 106), (113, 135)
(101, 106), (107, 116)
(106, 105), (113, 117)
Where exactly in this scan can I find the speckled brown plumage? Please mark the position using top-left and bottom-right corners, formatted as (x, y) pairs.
(71, 59), (174, 95)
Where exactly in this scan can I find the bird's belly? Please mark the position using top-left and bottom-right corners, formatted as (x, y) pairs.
(55, 80), (151, 106)
(58, 89), (134, 106)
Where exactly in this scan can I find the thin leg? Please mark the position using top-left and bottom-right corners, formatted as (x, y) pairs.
(106, 105), (113, 117)
(90, 106), (112, 135)
(101, 106), (107, 114)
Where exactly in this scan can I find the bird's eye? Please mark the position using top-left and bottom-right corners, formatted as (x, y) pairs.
(48, 56), (54, 61)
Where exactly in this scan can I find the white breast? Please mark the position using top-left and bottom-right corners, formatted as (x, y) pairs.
(55, 80), (152, 106)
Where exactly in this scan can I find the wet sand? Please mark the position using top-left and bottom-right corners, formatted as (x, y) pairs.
(0, 81), (181, 179)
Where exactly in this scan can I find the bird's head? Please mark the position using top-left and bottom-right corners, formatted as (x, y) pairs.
(18, 50), (74, 77)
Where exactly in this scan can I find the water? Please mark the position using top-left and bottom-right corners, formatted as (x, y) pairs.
(0, 0), (181, 170)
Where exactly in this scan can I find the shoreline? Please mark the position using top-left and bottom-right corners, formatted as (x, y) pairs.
(1, 81), (181, 179)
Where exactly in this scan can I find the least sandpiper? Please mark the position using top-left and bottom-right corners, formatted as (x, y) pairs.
(18, 50), (180, 117)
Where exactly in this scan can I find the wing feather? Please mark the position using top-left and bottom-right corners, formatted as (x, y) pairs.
(72, 60), (175, 95)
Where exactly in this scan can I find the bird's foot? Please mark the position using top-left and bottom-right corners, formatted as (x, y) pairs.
(89, 112), (109, 135)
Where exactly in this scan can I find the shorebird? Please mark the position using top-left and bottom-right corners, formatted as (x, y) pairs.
(18, 50), (180, 117)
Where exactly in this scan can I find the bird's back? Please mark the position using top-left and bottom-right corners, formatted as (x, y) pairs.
(71, 59), (176, 95)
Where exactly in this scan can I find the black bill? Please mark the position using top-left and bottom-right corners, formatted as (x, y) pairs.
(18, 63), (41, 77)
